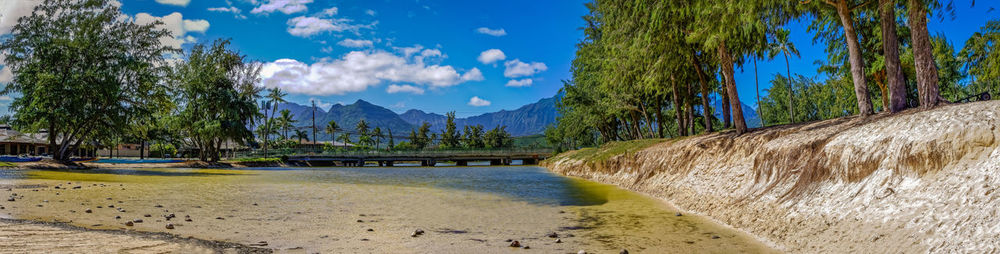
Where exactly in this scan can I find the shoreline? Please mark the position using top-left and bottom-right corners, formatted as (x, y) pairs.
(0, 217), (270, 253)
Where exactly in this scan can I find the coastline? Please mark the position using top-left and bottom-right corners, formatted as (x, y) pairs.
(541, 101), (1000, 253)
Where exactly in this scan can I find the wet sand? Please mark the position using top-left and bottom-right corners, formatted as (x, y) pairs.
(0, 167), (774, 253)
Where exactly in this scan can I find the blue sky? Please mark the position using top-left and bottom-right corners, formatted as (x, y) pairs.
(0, 0), (996, 116)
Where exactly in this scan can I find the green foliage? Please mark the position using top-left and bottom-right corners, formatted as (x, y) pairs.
(960, 19), (1000, 97)
(484, 125), (513, 149)
(149, 143), (177, 158)
(562, 139), (666, 163)
(171, 39), (262, 162)
(760, 74), (858, 125)
(0, 0), (174, 161)
(439, 112), (461, 149)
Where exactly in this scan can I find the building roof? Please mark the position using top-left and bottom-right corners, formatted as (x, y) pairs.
(0, 128), (48, 145)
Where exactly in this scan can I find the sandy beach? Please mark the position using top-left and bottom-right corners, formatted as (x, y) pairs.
(0, 166), (773, 253)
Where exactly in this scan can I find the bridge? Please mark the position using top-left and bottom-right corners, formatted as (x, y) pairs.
(279, 149), (553, 167)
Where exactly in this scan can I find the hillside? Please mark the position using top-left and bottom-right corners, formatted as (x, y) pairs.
(270, 100), (414, 141)
(542, 101), (1000, 253)
(399, 97), (559, 136)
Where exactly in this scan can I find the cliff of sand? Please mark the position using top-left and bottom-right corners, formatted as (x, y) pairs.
(542, 101), (1000, 253)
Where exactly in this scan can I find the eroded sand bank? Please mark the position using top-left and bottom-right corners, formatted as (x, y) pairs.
(0, 166), (774, 253)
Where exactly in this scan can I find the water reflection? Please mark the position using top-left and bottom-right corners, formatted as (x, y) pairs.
(0, 166), (608, 206)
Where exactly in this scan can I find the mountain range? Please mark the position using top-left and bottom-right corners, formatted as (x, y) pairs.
(266, 95), (760, 141)
(268, 97), (559, 141)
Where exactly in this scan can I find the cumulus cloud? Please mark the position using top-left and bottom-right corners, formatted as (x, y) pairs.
(505, 79), (533, 87)
(365, 9), (376, 16)
(155, 0), (190, 7)
(475, 27), (506, 36)
(386, 84), (424, 95)
(251, 0), (313, 15)
(134, 12), (211, 49)
(338, 39), (373, 48)
(477, 49), (506, 65)
(319, 7), (338, 16)
(0, 66), (11, 84)
(503, 59), (547, 78)
(259, 48), (484, 96)
(286, 16), (369, 37)
(468, 96), (491, 107)
(0, 0), (41, 35)
(207, 6), (246, 19)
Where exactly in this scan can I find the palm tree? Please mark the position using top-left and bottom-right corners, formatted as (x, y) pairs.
(278, 109), (296, 139)
(324, 120), (340, 147)
(337, 133), (351, 149)
(294, 129), (309, 143)
(768, 28), (800, 123)
(264, 88), (287, 154)
(372, 127), (383, 150)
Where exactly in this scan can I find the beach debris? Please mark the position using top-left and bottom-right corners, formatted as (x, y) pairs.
(509, 241), (521, 247)
(546, 232), (559, 238)
(620, 249), (629, 254)
(165, 223), (175, 229)
(125, 221), (134, 226)
(556, 239), (562, 243)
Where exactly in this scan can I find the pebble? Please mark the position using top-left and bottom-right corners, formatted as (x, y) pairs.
(7, 197), (14, 202)
(676, 212), (683, 216)
(522, 246), (530, 249)
(84, 209), (92, 213)
(546, 232), (559, 238)
(154, 204), (163, 208)
(366, 228), (374, 232)
(360, 238), (369, 241)
(509, 241), (521, 248)
(578, 251), (586, 254)
(414, 229), (424, 235)
(165, 224), (175, 229)
(216, 217), (225, 220)
(144, 214), (151, 217)
(133, 219), (143, 223)
(115, 216), (121, 219)
(620, 249), (629, 254)
(356, 220), (364, 223)
(556, 239), (562, 243)
(711, 235), (720, 239)
(185, 218), (193, 222)
(125, 221), (134, 226)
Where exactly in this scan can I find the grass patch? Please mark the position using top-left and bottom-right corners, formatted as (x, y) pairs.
(0, 162), (16, 167)
(228, 157), (281, 163)
(563, 138), (666, 162)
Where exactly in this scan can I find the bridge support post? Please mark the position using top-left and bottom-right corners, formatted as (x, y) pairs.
(489, 159), (502, 166)
(357, 159), (365, 167)
(421, 160), (429, 167)
(386, 161), (394, 167)
(378, 161), (384, 167)
(522, 158), (538, 165)
(428, 159), (437, 167)
(456, 160), (468, 166)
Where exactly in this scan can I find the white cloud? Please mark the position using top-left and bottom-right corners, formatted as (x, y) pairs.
(386, 84), (424, 95)
(505, 79), (533, 87)
(0, 66), (11, 84)
(182, 19), (210, 33)
(251, 0), (313, 15)
(477, 49), (506, 65)
(207, 6), (246, 19)
(365, 9), (376, 16)
(134, 12), (211, 49)
(320, 46), (334, 53)
(259, 48), (483, 96)
(503, 59), (547, 78)
(286, 16), (368, 37)
(0, 95), (12, 101)
(319, 7), (338, 17)
(338, 39), (373, 48)
(475, 27), (506, 36)
(0, 0), (41, 35)
(309, 98), (333, 110)
(155, 0), (190, 7)
(468, 96), (491, 107)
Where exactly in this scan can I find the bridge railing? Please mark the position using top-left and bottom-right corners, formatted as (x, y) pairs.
(234, 148), (554, 159)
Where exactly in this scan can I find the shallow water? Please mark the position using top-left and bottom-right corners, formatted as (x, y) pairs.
(0, 166), (774, 253)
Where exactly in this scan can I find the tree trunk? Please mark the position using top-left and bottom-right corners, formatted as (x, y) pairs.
(754, 58), (765, 127)
(784, 52), (794, 122)
(836, 0), (875, 116)
(907, 0), (941, 108)
(690, 50), (714, 132)
(139, 140), (145, 160)
(881, 0), (908, 113)
(671, 76), (687, 136)
(721, 87), (732, 129)
(718, 42), (747, 135)
(685, 82), (695, 134)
